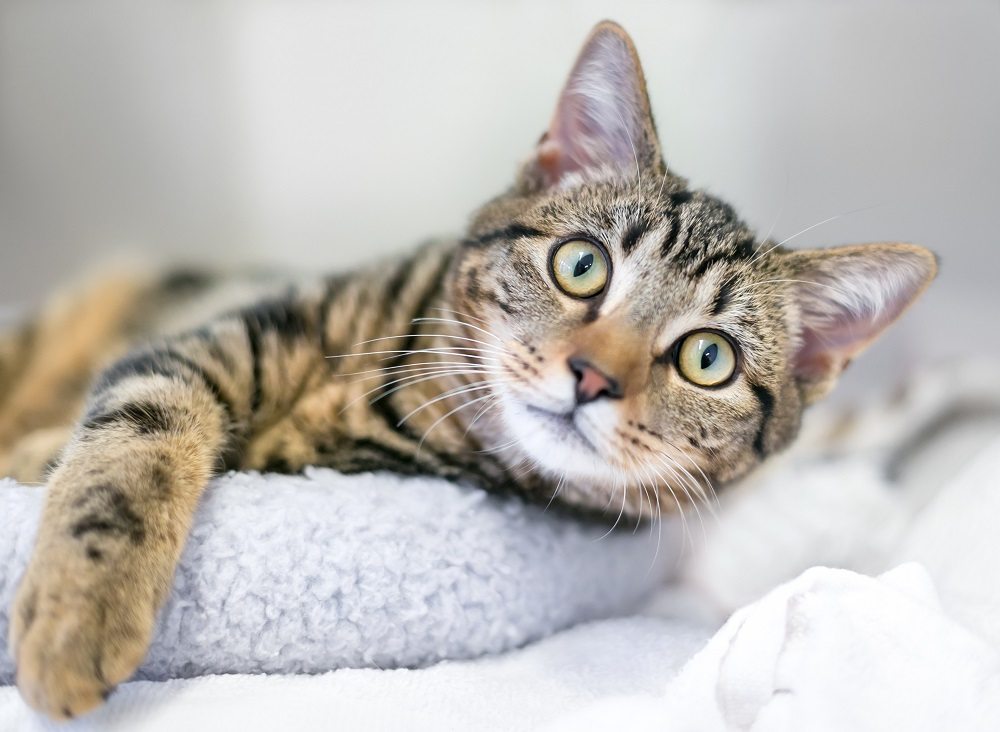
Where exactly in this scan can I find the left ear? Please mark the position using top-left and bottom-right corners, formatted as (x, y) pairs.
(523, 21), (664, 190)
(785, 243), (938, 403)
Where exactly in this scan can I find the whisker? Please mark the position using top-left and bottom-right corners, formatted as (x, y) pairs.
(411, 316), (507, 346)
(748, 203), (884, 266)
(428, 307), (525, 346)
(331, 332), (508, 358)
(462, 394), (501, 439)
(595, 474), (630, 542)
(657, 441), (718, 513)
(340, 367), (494, 390)
(654, 454), (708, 547)
(633, 470), (651, 536)
(543, 471), (568, 513)
(339, 368), (491, 413)
(645, 459), (692, 556)
(398, 379), (507, 427)
(327, 345), (500, 361)
(428, 306), (494, 328)
(475, 437), (521, 455)
(416, 393), (496, 455)
(757, 165), (788, 247)
(340, 360), (496, 378)
(638, 463), (665, 575)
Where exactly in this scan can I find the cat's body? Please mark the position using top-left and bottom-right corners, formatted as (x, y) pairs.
(0, 247), (517, 490)
(4, 22), (936, 720)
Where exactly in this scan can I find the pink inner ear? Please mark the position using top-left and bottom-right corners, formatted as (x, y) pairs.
(540, 90), (637, 186)
(790, 247), (935, 383)
(535, 27), (653, 187)
(794, 315), (874, 380)
(539, 105), (610, 185)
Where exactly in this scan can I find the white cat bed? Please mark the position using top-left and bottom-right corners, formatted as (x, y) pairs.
(0, 468), (671, 683)
(4, 436), (1000, 731)
(3, 364), (1000, 730)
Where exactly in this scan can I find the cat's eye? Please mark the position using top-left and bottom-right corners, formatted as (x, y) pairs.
(675, 330), (738, 387)
(549, 239), (609, 299)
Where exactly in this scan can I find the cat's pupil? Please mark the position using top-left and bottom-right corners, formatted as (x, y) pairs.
(701, 343), (718, 370)
(573, 253), (594, 278)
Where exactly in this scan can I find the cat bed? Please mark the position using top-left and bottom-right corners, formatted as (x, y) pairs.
(0, 468), (671, 683)
(4, 435), (1000, 731)
(3, 364), (1000, 729)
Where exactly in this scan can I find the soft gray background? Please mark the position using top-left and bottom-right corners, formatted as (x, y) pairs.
(0, 0), (997, 399)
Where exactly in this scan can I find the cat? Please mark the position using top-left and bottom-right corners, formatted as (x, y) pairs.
(2, 21), (935, 719)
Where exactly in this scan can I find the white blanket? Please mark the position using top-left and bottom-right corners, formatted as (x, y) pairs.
(2, 373), (999, 730)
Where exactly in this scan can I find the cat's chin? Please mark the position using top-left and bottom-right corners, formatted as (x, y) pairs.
(499, 399), (624, 485)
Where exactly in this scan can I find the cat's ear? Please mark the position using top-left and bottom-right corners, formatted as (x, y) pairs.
(523, 21), (664, 189)
(785, 243), (937, 403)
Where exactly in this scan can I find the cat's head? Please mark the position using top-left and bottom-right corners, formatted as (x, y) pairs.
(449, 21), (935, 510)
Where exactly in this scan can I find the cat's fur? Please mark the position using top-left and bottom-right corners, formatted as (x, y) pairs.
(3, 22), (935, 719)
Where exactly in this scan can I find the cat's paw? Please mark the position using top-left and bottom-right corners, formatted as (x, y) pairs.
(8, 559), (154, 720)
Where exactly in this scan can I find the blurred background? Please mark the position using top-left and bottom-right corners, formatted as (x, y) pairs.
(0, 0), (996, 402)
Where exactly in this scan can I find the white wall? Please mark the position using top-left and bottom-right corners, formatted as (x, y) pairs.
(1, 0), (997, 397)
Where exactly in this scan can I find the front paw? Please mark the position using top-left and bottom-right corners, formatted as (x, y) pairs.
(8, 561), (155, 720)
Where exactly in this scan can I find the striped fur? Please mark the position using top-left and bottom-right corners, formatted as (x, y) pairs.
(5, 21), (936, 719)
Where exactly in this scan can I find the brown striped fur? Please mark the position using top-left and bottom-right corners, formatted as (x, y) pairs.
(5, 22), (936, 719)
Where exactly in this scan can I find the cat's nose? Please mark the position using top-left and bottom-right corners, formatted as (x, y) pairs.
(568, 356), (623, 404)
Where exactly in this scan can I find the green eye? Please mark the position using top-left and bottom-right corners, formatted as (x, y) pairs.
(550, 239), (609, 298)
(676, 330), (738, 387)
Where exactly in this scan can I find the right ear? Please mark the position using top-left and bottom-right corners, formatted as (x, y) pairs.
(521, 21), (665, 190)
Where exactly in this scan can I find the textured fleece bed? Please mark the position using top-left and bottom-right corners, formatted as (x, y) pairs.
(2, 365), (1000, 730)
(0, 469), (671, 684)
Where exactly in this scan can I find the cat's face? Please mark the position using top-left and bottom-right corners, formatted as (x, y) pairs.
(449, 22), (935, 513)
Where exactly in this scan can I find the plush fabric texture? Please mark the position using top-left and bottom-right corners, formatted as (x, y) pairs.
(0, 616), (713, 732)
(3, 364), (999, 730)
(5, 434), (999, 731)
(0, 468), (672, 683)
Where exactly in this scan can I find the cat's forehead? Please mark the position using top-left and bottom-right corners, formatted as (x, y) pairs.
(526, 182), (752, 265)
(521, 182), (763, 329)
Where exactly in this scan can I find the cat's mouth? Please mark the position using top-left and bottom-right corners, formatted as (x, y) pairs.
(499, 396), (621, 483)
(502, 399), (630, 485)
(522, 404), (600, 452)
(525, 404), (586, 436)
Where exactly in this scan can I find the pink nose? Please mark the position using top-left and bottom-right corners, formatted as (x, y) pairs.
(568, 357), (623, 404)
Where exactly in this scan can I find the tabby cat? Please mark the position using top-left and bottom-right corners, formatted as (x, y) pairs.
(3, 22), (935, 719)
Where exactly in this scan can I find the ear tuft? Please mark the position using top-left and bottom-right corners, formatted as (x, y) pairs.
(787, 243), (937, 403)
(525, 21), (663, 189)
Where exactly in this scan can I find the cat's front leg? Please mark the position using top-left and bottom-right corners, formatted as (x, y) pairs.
(8, 348), (236, 719)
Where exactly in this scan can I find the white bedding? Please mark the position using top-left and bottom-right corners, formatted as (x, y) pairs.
(0, 470), (671, 684)
(2, 367), (999, 730)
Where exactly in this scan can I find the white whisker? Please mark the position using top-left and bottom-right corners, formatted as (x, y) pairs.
(411, 316), (506, 345)
(462, 394), (501, 439)
(638, 463), (665, 575)
(399, 380), (507, 427)
(416, 393), (496, 455)
(748, 203), (883, 266)
(429, 307), (524, 345)
(334, 332), (508, 356)
(654, 454), (708, 547)
(341, 360), (496, 379)
(339, 368), (491, 413)
(645, 459), (692, 556)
